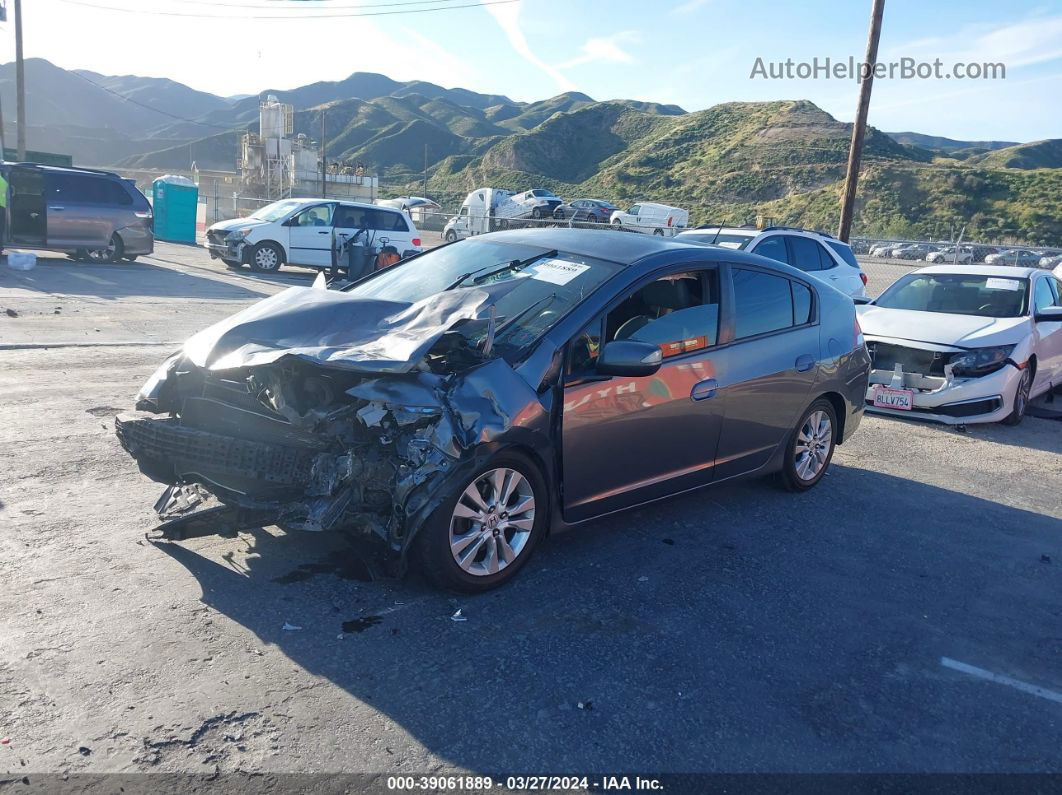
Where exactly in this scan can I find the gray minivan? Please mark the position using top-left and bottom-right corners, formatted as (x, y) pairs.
(3, 163), (154, 262)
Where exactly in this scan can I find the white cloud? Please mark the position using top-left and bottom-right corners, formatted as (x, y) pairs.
(671, 0), (711, 15)
(560, 31), (640, 69)
(484, 2), (577, 93)
(883, 15), (1062, 71)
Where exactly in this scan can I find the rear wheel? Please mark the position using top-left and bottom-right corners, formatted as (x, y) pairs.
(415, 451), (547, 592)
(779, 399), (837, 492)
(250, 241), (284, 273)
(86, 234), (124, 264)
(1001, 366), (1032, 426)
(653, 228), (664, 236)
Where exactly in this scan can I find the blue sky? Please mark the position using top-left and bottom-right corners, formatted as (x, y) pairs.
(4, 0), (1061, 141)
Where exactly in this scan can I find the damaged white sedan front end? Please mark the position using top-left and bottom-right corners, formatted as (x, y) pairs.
(863, 335), (1029, 424)
(857, 265), (1062, 426)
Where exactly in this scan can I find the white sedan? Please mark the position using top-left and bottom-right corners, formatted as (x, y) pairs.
(857, 265), (1062, 425)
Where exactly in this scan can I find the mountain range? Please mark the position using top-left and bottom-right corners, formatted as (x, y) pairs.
(1, 58), (1059, 243)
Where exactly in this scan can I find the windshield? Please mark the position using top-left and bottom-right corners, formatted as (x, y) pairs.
(876, 273), (1029, 318)
(680, 231), (754, 250)
(249, 199), (304, 222)
(343, 239), (623, 361)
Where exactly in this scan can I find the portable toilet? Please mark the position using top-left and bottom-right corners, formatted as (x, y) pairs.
(152, 175), (198, 243)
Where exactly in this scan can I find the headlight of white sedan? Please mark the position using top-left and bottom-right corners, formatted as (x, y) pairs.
(949, 344), (1016, 377)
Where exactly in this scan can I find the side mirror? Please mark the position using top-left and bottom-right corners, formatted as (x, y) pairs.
(596, 340), (663, 377)
(1035, 307), (1062, 323)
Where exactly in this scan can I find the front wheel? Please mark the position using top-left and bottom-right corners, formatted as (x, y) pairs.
(250, 241), (284, 273)
(415, 451), (547, 592)
(444, 230), (457, 243)
(1001, 366), (1032, 426)
(778, 399), (837, 492)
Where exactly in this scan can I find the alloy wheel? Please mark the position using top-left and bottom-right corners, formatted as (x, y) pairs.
(1015, 368), (1031, 417)
(449, 467), (535, 577)
(794, 410), (833, 481)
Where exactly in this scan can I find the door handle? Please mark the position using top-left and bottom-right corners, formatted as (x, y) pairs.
(317, 230), (329, 234)
(691, 379), (717, 401)
(795, 354), (815, 372)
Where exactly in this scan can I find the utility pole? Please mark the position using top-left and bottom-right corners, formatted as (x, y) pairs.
(319, 109), (326, 198)
(837, 0), (885, 242)
(14, 0), (25, 160)
(422, 143), (428, 196)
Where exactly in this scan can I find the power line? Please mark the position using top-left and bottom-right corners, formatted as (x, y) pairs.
(166, 0), (464, 8)
(70, 69), (242, 131)
(54, 0), (518, 18)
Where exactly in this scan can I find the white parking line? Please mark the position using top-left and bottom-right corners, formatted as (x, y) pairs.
(941, 657), (1062, 705)
(66, 272), (116, 286)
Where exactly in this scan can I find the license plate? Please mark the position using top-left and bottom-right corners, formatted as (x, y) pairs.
(873, 386), (915, 411)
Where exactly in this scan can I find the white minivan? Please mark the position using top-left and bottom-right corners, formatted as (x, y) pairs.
(206, 198), (422, 273)
(610, 202), (689, 237)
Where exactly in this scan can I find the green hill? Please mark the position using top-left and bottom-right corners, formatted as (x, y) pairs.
(966, 139), (1062, 170)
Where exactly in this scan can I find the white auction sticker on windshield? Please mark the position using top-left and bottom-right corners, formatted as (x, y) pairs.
(525, 259), (590, 285)
(985, 278), (1022, 291)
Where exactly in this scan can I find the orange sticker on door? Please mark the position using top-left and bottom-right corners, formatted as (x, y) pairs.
(660, 336), (708, 357)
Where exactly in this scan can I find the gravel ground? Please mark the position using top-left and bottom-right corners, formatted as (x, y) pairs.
(1, 244), (1060, 781)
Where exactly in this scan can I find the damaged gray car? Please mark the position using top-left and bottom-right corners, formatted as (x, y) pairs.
(116, 229), (870, 591)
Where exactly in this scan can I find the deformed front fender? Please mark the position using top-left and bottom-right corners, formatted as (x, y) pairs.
(391, 357), (556, 555)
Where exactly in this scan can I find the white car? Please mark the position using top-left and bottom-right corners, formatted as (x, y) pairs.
(858, 265), (1062, 425)
(509, 189), (563, 219)
(926, 246), (973, 264)
(205, 198), (422, 273)
(676, 225), (867, 298)
(610, 202), (689, 237)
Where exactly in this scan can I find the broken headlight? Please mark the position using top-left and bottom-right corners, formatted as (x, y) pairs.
(949, 344), (1015, 378)
(137, 352), (182, 408)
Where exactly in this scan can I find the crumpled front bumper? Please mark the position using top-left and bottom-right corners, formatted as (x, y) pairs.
(864, 363), (1020, 424)
(115, 414), (365, 533)
(205, 236), (245, 261)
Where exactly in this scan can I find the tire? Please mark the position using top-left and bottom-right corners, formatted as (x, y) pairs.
(778, 398), (838, 492)
(531, 207), (544, 220)
(414, 450), (548, 593)
(653, 229), (664, 237)
(444, 230), (457, 243)
(250, 241), (284, 273)
(1001, 366), (1032, 426)
(612, 219), (623, 227)
(86, 234), (124, 264)
(123, 255), (138, 263)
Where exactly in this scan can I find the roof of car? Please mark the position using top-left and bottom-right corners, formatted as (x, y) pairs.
(473, 227), (717, 265)
(916, 264), (1041, 278)
(286, 197), (399, 211)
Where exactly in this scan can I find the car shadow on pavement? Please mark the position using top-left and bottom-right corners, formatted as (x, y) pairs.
(2, 254), (273, 302)
(153, 464), (1062, 773)
(872, 411), (1062, 456)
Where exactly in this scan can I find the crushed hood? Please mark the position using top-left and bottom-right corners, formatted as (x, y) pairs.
(182, 285), (495, 372)
(207, 217), (270, 234)
(857, 306), (1029, 349)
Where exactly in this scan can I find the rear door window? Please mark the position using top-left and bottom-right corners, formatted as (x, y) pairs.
(786, 236), (825, 272)
(751, 235), (788, 264)
(732, 268), (799, 339)
(369, 209), (409, 232)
